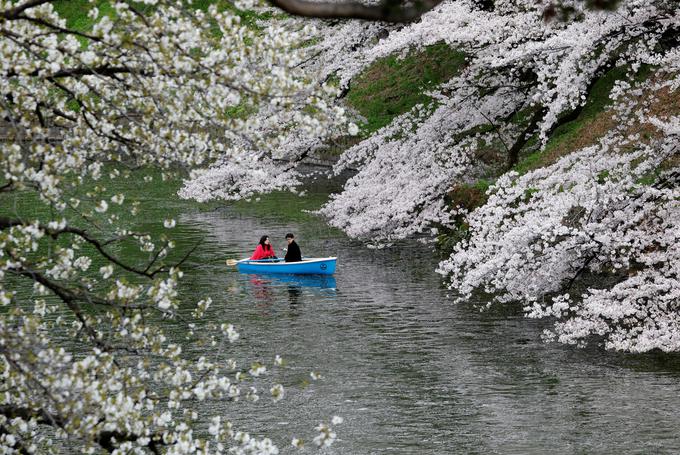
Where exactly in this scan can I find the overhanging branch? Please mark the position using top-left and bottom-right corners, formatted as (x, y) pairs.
(266, 0), (445, 22)
(0, 216), (197, 280)
(47, 65), (149, 79)
(0, 404), (162, 454)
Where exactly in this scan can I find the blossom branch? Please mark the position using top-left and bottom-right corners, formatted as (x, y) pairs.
(0, 0), (55, 20)
(0, 216), (180, 279)
(0, 403), (163, 454)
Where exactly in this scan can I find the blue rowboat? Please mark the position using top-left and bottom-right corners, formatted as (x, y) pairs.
(237, 257), (337, 275)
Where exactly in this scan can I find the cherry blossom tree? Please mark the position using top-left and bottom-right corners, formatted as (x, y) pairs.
(439, 127), (679, 352)
(266, 0), (622, 22)
(182, 0), (679, 352)
(1, 0), (347, 452)
(291, 0), (679, 351)
(332, 0), (677, 351)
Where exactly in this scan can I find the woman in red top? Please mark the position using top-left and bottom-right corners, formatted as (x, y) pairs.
(250, 235), (277, 260)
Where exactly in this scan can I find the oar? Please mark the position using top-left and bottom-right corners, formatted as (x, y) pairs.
(226, 257), (281, 266)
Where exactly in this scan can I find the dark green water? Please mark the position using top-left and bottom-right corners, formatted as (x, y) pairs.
(5, 172), (680, 454)
(169, 181), (680, 454)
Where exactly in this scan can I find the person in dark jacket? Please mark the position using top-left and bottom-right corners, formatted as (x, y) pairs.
(284, 233), (302, 262)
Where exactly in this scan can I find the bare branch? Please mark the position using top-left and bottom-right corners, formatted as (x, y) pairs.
(6, 14), (104, 43)
(148, 238), (202, 277)
(0, 216), (197, 280)
(47, 65), (150, 79)
(267, 0), (445, 22)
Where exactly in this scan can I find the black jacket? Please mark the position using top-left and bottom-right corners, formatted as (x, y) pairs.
(285, 241), (302, 262)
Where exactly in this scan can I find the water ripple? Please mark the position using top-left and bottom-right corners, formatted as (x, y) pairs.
(175, 205), (680, 455)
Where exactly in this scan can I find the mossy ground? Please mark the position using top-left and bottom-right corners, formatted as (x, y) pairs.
(346, 43), (466, 135)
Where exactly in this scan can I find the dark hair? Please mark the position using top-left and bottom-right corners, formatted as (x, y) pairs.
(285, 233), (295, 239)
(259, 235), (269, 247)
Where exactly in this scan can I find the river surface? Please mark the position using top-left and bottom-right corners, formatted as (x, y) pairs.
(149, 181), (680, 455)
(9, 169), (678, 454)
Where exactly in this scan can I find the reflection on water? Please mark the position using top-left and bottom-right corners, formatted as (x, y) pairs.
(242, 273), (337, 290)
(240, 273), (337, 309)
(176, 203), (680, 455)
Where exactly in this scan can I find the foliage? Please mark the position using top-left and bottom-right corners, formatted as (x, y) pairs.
(0, 0), (349, 453)
(53, 0), (116, 32)
(346, 43), (465, 134)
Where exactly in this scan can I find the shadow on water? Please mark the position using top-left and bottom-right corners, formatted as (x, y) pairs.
(237, 273), (337, 311)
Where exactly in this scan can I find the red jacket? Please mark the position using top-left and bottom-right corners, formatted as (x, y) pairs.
(251, 244), (276, 260)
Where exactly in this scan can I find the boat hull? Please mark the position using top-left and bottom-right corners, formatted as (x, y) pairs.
(237, 257), (336, 275)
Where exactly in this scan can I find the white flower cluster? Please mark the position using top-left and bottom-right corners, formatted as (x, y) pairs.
(0, 0), (344, 452)
(439, 127), (679, 351)
(318, 104), (477, 241)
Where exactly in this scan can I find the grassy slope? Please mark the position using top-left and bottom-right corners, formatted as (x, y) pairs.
(346, 43), (466, 135)
(53, 0), (115, 31)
